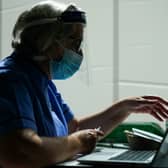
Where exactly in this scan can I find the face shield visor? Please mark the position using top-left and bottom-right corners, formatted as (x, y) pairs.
(56, 11), (90, 85)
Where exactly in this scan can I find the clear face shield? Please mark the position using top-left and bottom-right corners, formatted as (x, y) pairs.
(57, 11), (90, 85)
(76, 31), (90, 86)
(56, 24), (90, 85)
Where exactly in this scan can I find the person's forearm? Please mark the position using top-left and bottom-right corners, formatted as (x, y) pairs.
(78, 101), (130, 137)
(39, 135), (81, 165)
(0, 130), (81, 168)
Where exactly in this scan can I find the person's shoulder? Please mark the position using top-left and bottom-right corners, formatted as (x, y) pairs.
(48, 80), (60, 94)
(0, 53), (28, 82)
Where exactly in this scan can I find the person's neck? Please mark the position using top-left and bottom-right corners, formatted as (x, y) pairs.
(34, 61), (51, 79)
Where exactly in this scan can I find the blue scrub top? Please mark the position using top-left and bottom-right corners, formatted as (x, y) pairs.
(0, 51), (74, 137)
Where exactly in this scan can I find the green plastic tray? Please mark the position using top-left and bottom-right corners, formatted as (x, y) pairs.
(100, 122), (165, 143)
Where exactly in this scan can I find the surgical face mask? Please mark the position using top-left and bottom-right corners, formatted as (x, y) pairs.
(50, 48), (83, 80)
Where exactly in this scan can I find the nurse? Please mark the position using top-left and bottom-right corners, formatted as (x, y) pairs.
(0, 1), (167, 168)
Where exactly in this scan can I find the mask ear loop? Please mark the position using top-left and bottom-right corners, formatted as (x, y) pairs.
(13, 18), (61, 61)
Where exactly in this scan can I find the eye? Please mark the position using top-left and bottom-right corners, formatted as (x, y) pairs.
(67, 36), (83, 52)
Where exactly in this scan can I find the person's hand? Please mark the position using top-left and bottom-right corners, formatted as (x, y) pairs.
(71, 129), (104, 154)
(119, 95), (168, 121)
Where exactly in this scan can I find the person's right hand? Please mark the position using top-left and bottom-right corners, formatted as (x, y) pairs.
(70, 129), (104, 154)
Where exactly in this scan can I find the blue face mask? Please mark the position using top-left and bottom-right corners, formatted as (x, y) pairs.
(50, 48), (83, 80)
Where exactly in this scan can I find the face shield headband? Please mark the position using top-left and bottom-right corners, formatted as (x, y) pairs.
(60, 11), (86, 24)
(14, 11), (86, 43)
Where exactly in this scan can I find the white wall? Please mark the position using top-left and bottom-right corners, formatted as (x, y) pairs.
(0, 0), (168, 129)
(0, 0), (41, 57)
(119, 0), (168, 128)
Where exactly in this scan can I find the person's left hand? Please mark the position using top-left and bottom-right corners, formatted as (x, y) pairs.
(119, 95), (168, 121)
